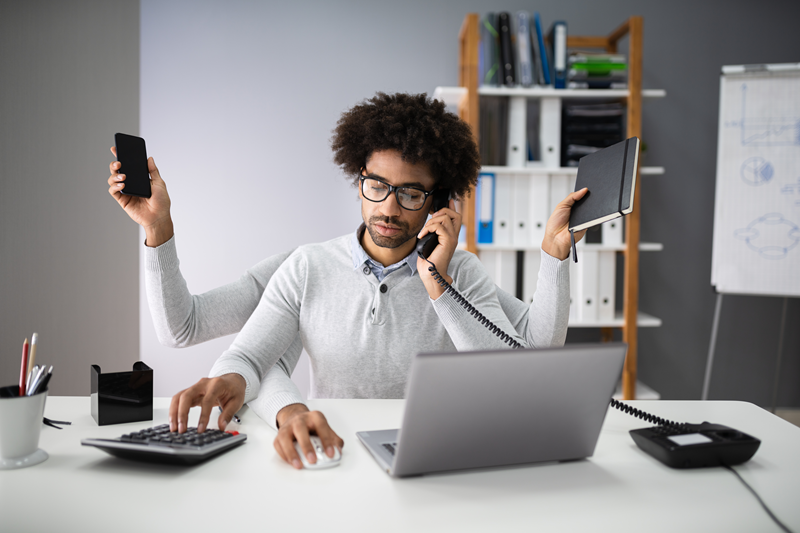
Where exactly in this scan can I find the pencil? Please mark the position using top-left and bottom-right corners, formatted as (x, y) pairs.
(19, 338), (29, 396)
(27, 333), (38, 380)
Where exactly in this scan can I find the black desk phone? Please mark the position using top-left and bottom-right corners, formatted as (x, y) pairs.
(415, 198), (761, 470)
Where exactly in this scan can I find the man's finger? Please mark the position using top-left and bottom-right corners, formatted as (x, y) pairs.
(197, 391), (216, 433)
(308, 414), (344, 458)
(148, 157), (166, 186)
(293, 424), (316, 466)
(168, 391), (184, 432)
(110, 146), (117, 157)
(176, 386), (200, 433)
(217, 399), (240, 432)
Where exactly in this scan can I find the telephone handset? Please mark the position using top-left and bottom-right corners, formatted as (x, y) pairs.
(415, 188), (452, 260)
(417, 217), (761, 470)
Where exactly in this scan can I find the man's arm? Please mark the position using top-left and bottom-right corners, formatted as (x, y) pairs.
(495, 250), (570, 348)
(144, 235), (294, 347)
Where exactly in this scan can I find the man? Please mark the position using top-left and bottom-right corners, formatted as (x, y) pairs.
(108, 92), (587, 469)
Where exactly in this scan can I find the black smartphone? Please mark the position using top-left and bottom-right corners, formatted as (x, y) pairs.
(114, 133), (151, 198)
(416, 189), (451, 259)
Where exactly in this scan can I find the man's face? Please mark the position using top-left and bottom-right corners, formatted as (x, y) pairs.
(360, 150), (436, 250)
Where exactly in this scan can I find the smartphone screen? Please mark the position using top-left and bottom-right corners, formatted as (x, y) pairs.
(114, 133), (151, 198)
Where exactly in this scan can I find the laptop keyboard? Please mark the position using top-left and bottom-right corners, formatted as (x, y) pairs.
(382, 442), (398, 456)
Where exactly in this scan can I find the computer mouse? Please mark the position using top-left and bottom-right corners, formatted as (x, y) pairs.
(294, 435), (341, 469)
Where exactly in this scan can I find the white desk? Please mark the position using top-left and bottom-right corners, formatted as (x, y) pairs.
(1, 398), (798, 533)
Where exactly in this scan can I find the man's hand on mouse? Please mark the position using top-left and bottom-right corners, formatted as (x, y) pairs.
(274, 404), (344, 469)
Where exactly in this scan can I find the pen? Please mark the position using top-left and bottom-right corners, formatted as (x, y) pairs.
(217, 406), (242, 424)
(27, 333), (38, 381)
(19, 338), (29, 397)
(32, 369), (53, 396)
(27, 365), (46, 396)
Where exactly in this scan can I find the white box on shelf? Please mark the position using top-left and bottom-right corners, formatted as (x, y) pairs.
(539, 97), (562, 168)
(528, 174), (549, 247)
(512, 175), (531, 246)
(549, 173), (571, 216)
(506, 96), (527, 168)
(493, 174), (513, 246)
(576, 248), (599, 321)
(480, 250), (517, 296)
(598, 250), (616, 322)
(602, 219), (623, 246)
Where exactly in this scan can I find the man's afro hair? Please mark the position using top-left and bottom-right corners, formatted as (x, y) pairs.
(331, 92), (480, 199)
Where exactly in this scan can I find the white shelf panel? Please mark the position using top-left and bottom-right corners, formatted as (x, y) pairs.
(432, 86), (467, 107)
(569, 311), (662, 328)
(477, 242), (663, 252)
(476, 86), (666, 99)
(433, 86), (667, 105)
(480, 165), (664, 175)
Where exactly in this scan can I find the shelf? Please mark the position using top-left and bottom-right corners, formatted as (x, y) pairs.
(432, 86), (467, 107)
(480, 165), (664, 175)
(433, 86), (665, 105)
(477, 242), (663, 252)
(569, 311), (662, 328)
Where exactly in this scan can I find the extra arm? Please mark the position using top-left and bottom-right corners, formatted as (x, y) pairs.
(495, 250), (571, 348)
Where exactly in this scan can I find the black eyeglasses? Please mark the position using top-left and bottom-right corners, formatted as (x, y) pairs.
(359, 171), (435, 211)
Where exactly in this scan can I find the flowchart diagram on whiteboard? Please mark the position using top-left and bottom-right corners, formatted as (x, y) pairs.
(711, 64), (800, 297)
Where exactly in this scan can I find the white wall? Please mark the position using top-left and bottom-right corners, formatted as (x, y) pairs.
(140, 0), (800, 407)
(139, 1), (458, 396)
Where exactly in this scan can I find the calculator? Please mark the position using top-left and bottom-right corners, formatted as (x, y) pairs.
(81, 424), (247, 465)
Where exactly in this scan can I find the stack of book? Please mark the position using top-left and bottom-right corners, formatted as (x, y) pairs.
(567, 53), (628, 90)
(479, 11), (557, 88)
(560, 102), (625, 167)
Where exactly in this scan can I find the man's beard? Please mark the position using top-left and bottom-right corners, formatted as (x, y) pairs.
(365, 216), (421, 249)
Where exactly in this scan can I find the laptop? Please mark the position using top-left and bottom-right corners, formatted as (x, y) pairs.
(357, 343), (626, 477)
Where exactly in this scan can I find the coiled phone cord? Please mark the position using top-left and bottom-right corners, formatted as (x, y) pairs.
(426, 259), (523, 349)
(424, 257), (686, 428)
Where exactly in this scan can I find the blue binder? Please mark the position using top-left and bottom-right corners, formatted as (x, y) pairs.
(477, 173), (495, 244)
(533, 13), (551, 86)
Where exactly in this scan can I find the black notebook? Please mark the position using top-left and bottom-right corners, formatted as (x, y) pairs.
(568, 137), (640, 233)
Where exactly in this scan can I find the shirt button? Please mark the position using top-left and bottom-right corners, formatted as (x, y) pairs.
(380, 284), (388, 293)
(363, 266), (369, 274)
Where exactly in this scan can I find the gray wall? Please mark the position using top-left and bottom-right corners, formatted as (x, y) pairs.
(0, 1), (140, 395)
(2, 0), (798, 407)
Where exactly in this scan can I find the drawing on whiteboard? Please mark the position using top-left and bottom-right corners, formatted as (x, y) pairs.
(727, 84), (800, 146)
(740, 157), (775, 185)
(733, 213), (800, 259)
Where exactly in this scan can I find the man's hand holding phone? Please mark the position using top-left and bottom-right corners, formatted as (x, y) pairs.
(416, 198), (461, 299)
(108, 146), (174, 248)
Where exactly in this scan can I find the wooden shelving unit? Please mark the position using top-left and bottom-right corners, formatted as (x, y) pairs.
(453, 14), (656, 400)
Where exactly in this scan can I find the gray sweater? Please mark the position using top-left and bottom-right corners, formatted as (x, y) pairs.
(144, 233), (570, 427)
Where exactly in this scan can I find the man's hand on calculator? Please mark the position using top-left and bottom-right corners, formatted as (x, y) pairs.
(169, 373), (246, 433)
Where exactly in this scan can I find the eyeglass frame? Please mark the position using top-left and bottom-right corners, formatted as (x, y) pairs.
(358, 169), (437, 211)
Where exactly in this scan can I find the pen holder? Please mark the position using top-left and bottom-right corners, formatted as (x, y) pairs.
(91, 361), (153, 426)
(0, 385), (49, 469)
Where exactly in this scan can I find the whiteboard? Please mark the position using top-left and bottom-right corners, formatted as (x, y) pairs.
(711, 65), (800, 297)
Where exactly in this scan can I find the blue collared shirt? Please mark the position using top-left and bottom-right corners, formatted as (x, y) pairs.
(351, 224), (418, 282)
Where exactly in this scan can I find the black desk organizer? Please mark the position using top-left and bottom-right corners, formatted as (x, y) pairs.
(91, 362), (153, 425)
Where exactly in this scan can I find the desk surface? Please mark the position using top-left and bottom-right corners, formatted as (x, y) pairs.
(1, 398), (799, 533)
